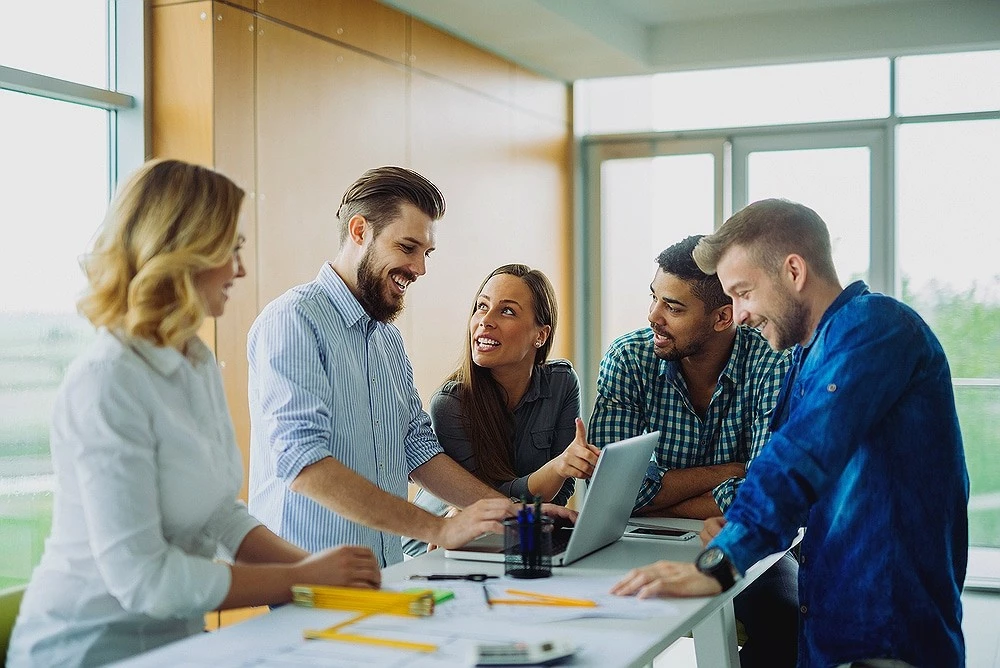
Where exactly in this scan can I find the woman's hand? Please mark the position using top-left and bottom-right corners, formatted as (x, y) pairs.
(550, 418), (602, 480)
(292, 545), (382, 589)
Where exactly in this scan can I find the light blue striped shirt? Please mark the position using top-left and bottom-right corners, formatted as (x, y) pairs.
(247, 264), (442, 566)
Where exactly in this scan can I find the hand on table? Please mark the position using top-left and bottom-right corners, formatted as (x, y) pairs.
(610, 561), (721, 599)
(434, 498), (514, 549)
(700, 516), (726, 546)
(293, 545), (381, 589)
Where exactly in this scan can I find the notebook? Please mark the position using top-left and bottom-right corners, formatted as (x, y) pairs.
(444, 431), (660, 566)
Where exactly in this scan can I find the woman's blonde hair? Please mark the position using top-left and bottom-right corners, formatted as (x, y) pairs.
(78, 159), (245, 348)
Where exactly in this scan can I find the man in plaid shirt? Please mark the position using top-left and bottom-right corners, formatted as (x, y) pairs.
(590, 235), (797, 667)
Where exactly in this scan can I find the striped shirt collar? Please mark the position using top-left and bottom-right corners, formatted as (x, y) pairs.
(316, 262), (374, 331)
(658, 325), (752, 388)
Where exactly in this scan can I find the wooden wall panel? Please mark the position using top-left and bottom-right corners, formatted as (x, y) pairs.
(152, 1), (217, 347)
(254, 18), (408, 306)
(409, 20), (514, 104)
(212, 2), (257, 502)
(514, 65), (570, 123)
(151, 2), (214, 165)
(511, 112), (573, 361)
(255, 0), (407, 65)
(406, 70), (570, 400)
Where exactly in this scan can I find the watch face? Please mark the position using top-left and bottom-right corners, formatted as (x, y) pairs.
(698, 547), (725, 570)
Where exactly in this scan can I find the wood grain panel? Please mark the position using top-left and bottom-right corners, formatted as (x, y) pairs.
(212, 1), (257, 501)
(409, 19), (514, 105)
(407, 72), (571, 400)
(514, 65), (570, 125)
(408, 72), (515, 401)
(151, 2), (214, 165)
(511, 112), (572, 361)
(152, 1), (216, 347)
(255, 18), (407, 307)
(255, 0), (406, 65)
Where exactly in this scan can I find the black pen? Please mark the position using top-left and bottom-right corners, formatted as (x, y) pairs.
(483, 584), (493, 608)
(408, 574), (497, 582)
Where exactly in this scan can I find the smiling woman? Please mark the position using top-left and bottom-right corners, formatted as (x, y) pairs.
(404, 264), (601, 556)
(6, 160), (380, 668)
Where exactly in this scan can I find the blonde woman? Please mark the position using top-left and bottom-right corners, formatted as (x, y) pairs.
(7, 160), (380, 668)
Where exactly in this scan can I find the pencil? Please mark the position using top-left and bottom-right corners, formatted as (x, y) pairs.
(483, 584), (493, 608)
(487, 598), (597, 608)
(304, 629), (438, 653)
(493, 589), (597, 608)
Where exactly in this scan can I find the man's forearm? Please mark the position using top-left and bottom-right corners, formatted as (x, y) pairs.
(411, 454), (506, 507)
(290, 456), (445, 544)
(639, 462), (744, 513)
(640, 492), (721, 519)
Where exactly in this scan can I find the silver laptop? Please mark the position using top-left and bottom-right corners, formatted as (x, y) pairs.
(444, 431), (660, 566)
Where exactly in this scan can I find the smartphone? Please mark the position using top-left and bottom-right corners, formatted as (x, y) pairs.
(627, 527), (697, 540)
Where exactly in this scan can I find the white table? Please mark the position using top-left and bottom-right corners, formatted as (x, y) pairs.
(118, 527), (787, 667)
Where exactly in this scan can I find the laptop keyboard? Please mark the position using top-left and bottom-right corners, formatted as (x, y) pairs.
(550, 528), (573, 554)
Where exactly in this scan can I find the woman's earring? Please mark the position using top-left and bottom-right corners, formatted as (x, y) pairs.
(534, 341), (543, 348)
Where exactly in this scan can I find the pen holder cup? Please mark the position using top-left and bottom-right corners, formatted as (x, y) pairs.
(503, 515), (553, 579)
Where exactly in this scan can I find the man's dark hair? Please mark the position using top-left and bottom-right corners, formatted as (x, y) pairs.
(656, 235), (731, 313)
(336, 166), (446, 243)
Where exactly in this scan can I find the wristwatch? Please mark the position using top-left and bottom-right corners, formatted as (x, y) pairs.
(695, 547), (738, 592)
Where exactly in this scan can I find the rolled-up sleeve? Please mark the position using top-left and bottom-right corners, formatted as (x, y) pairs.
(249, 307), (336, 482)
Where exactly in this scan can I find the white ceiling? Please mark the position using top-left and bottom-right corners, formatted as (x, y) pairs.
(379, 0), (1000, 81)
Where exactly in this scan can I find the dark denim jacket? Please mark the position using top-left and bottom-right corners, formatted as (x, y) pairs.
(712, 281), (969, 667)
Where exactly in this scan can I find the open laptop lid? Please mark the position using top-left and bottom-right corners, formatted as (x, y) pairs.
(444, 431), (659, 565)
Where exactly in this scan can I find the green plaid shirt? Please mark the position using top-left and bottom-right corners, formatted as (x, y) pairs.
(589, 325), (790, 512)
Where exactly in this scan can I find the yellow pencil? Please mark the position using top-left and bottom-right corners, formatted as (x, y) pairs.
(304, 629), (438, 653)
(488, 598), (597, 608)
(503, 589), (598, 606)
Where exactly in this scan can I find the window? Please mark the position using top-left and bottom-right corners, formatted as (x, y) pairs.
(575, 58), (890, 135)
(579, 50), (1000, 560)
(0, 0), (141, 589)
(897, 119), (1000, 548)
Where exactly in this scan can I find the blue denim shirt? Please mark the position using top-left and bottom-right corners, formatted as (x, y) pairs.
(711, 281), (969, 667)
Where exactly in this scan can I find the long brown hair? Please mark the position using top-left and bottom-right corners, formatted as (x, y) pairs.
(448, 264), (558, 487)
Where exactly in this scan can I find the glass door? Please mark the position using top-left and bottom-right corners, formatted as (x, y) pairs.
(578, 138), (728, 412)
(732, 129), (889, 292)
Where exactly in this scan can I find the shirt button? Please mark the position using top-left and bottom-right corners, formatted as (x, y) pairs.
(827, 383), (837, 392)
(800, 605), (808, 615)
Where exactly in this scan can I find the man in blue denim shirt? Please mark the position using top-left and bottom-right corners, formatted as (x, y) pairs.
(612, 199), (968, 668)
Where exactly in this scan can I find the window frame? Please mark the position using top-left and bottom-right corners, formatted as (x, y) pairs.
(577, 53), (1000, 580)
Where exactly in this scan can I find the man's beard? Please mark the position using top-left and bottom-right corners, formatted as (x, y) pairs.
(767, 289), (810, 350)
(652, 330), (709, 362)
(356, 248), (407, 323)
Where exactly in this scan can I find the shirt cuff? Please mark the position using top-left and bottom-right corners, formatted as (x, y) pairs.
(275, 444), (331, 483)
(215, 503), (264, 560)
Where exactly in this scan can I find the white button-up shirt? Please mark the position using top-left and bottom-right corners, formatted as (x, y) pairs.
(8, 330), (260, 668)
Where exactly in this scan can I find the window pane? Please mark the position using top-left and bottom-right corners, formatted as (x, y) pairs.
(898, 119), (1000, 549)
(746, 147), (871, 284)
(0, 0), (108, 87)
(576, 59), (889, 135)
(600, 155), (715, 349)
(0, 89), (107, 588)
(957, 385), (1000, 548)
(897, 50), (1000, 117)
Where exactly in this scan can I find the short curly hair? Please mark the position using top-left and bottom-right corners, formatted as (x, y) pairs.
(78, 159), (245, 349)
(656, 235), (730, 313)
